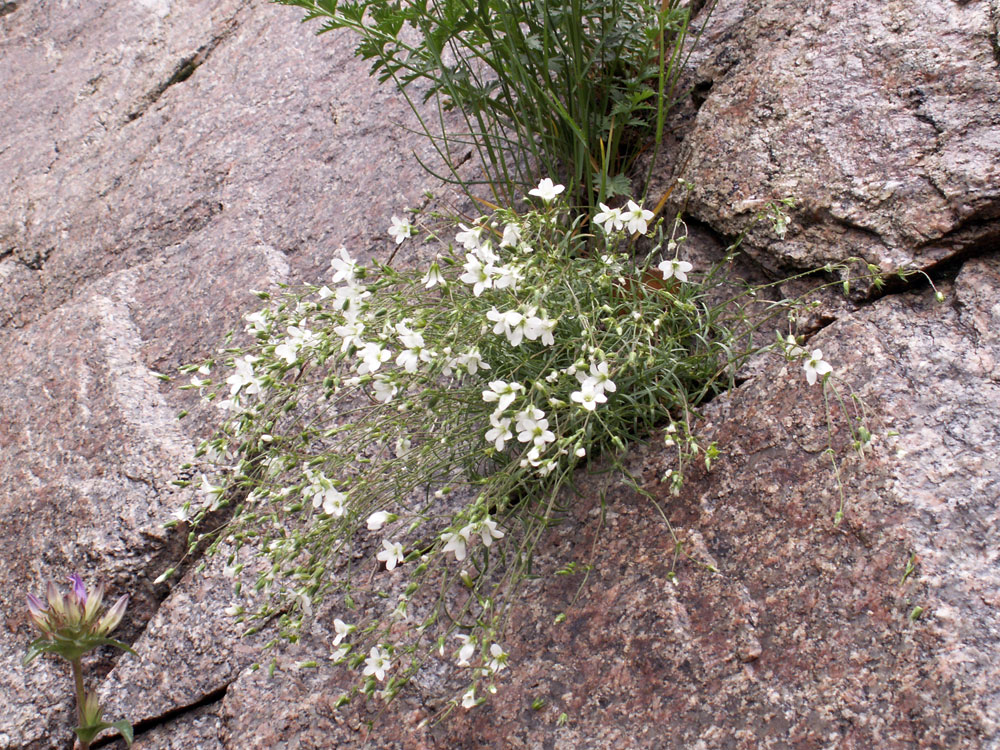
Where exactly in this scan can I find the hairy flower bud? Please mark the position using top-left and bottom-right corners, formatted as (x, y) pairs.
(24, 576), (134, 665)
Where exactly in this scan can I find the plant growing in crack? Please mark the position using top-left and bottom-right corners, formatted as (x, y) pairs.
(24, 575), (135, 749)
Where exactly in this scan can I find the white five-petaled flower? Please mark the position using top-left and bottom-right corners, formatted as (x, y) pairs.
(487, 307), (530, 346)
(356, 342), (391, 375)
(330, 247), (360, 285)
(528, 178), (565, 203)
(332, 618), (355, 646)
(363, 646), (391, 681)
(570, 382), (608, 411)
(803, 349), (832, 385)
(658, 258), (693, 282)
(226, 356), (262, 398)
(487, 643), (508, 674)
(461, 687), (477, 709)
(376, 540), (405, 570)
(780, 333), (805, 359)
(476, 517), (504, 547)
(515, 408), (555, 448)
(500, 223), (522, 248)
(372, 376), (397, 403)
(274, 325), (318, 365)
(594, 202), (624, 234)
(320, 487), (346, 517)
(485, 414), (513, 451)
(624, 200), (655, 236)
(422, 261), (446, 288)
(455, 223), (485, 251)
(334, 319), (365, 352)
(576, 361), (617, 394)
(459, 253), (495, 297)
(387, 215), (416, 245)
(481, 380), (525, 412)
(442, 526), (473, 561)
(455, 348), (490, 375)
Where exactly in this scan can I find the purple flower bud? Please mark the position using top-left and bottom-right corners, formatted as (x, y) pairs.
(68, 574), (88, 606)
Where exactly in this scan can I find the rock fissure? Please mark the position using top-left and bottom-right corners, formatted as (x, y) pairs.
(124, 11), (243, 124)
(91, 682), (232, 749)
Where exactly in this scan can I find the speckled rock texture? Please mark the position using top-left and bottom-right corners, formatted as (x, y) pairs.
(1, 0), (998, 748)
(0, 1), (453, 747)
(656, 0), (1000, 275)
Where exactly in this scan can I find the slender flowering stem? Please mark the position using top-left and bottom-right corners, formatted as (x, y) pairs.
(71, 658), (89, 750)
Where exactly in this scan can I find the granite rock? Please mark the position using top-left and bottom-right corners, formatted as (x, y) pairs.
(2, 0), (999, 748)
(656, 0), (1000, 276)
(198, 257), (1000, 750)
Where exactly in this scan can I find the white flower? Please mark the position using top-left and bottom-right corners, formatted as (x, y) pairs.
(330, 247), (360, 285)
(658, 258), (693, 282)
(356, 342), (391, 374)
(528, 178), (565, 203)
(199, 474), (225, 504)
(244, 310), (269, 334)
(524, 315), (557, 346)
(372, 376), (397, 403)
(492, 264), (521, 292)
(333, 284), (370, 317)
(363, 646), (391, 681)
(515, 409), (555, 448)
(456, 348), (490, 375)
(376, 540), (405, 570)
(367, 510), (396, 531)
(624, 200), (654, 236)
(321, 488), (346, 517)
(387, 215), (416, 245)
(485, 414), (513, 452)
(461, 687), (477, 709)
(500, 223), (521, 248)
(481, 380), (525, 412)
(780, 333), (805, 359)
(226, 356), (262, 398)
(576, 361), (616, 394)
(274, 325), (318, 365)
(487, 643), (508, 674)
(459, 253), (495, 297)
(332, 618), (355, 646)
(594, 203), (624, 234)
(330, 645), (350, 664)
(422, 261), (445, 288)
(476, 517), (504, 547)
(487, 307), (530, 347)
(570, 382), (607, 411)
(803, 349), (832, 385)
(442, 527), (472, 561)
(455, 223), (485, 251)
(334, 319), (365, 352)
(454, 634), (476, 667)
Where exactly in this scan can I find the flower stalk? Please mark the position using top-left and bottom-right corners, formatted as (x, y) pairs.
(23, 575), (135, 748)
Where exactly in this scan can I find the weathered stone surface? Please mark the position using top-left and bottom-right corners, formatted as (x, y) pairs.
(658, 0), (1000, 276)
(0, 0), (456, 747)
(3, 0), (999, 747)
(205, 257), (1000, 750)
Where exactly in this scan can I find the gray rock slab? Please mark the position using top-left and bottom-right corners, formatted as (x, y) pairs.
(658, 0), (1000, 275)
(204, 257), (1000, 748)
(0, 1), (461, 746)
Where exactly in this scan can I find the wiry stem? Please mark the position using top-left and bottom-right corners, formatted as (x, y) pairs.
(70, 658), (89, 750)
